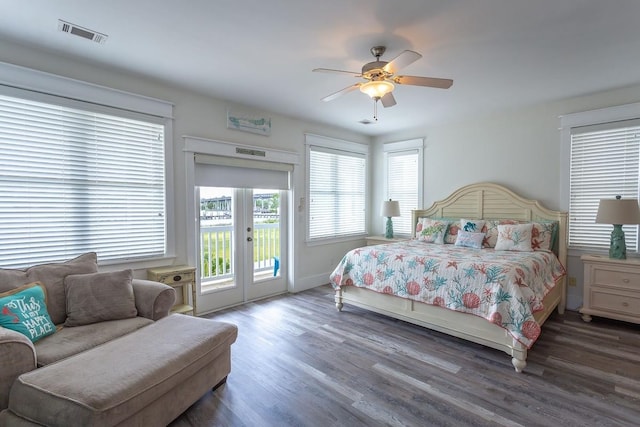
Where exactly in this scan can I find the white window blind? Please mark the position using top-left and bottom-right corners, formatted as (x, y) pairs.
(0, 92), (166, 268)
(569, 121), (640, 252)
(386, 150), (419, 235)
(308, 145), (366, 240)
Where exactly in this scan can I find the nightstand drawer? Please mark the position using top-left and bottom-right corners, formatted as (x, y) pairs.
(593, 268), (640, 290)
(154, 270), (195, 286)
(591, 287), (640, 317)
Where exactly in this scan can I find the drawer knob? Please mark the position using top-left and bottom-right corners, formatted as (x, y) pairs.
(622, 302), (629, 307)
(622, 278), (630, 283)
(173, 275), (182, 282)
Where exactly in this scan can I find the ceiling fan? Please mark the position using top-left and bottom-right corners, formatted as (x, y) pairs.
(313, 46), (453, 120)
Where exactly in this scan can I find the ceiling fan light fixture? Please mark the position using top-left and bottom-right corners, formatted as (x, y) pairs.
(359, 80), (394, 99)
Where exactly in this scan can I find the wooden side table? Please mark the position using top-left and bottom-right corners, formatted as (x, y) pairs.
(365, 236), (409, 246)
(580, 254), (640, 324)
(147, 265), (197, 316)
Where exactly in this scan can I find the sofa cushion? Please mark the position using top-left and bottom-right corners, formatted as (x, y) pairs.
(10, 314), (238, 426)
(0, 253), (98, 325)
(64, 269), (137, 327)
(34, 316), (153, 366)
(0, 282), (55, 343)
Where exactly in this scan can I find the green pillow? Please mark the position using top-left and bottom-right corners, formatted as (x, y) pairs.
(0, 282), (56, 342)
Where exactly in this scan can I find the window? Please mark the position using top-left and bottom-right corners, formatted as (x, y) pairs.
(305, 134), (368, 241)
(0, 88), (169, 268)
(384, 139), (424, 236)
(561, 103), (640, 254)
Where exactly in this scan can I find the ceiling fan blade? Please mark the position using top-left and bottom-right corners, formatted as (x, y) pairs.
(312, 68), (362, 77)
(380, 92), (397, 108)
(321, 83), (362, 102)
(383, 50), (422, 75)
(394, 75), (453, 89)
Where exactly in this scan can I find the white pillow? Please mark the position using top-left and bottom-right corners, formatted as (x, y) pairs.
(417, 218), (449, 244)
(454, 230), (485, 249)
(495, 223), (534, 252)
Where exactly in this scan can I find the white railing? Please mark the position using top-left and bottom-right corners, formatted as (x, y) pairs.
(200, 222), (280, 283)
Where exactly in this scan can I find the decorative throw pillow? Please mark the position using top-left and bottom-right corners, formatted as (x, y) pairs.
(418, 219), (449, 244)
(483, 219), (519, 248)
(531, 221), (557, 251)
(64, 269), (137, 327)
(495, 223), (534, 252)
(444, 222), (460, 244)
(460, 218), (486, 234)
(454, 230), (486, 249)
(0, 282), (56, 342)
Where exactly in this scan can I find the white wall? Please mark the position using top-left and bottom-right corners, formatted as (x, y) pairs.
(372, 84), (640, 310)
(0, 40), (369, 293)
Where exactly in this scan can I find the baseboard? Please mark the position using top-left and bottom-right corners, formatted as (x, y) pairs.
(291, 272), (331, 293)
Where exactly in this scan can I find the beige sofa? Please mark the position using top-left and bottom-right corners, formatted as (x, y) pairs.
(0, 253), (238, 426)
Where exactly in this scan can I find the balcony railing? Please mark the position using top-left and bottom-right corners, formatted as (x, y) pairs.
(200, 222), (280, 283)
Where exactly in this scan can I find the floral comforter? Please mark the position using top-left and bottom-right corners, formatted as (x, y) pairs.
(329, 240), (566, 348)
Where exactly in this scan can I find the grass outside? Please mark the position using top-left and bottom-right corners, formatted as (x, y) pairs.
(201, 227), (280, 276)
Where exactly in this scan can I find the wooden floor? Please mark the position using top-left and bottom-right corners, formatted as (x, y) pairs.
(170, 285), (640, 427)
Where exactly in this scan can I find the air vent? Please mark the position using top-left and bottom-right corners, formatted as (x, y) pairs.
(58, 20), (108, 44)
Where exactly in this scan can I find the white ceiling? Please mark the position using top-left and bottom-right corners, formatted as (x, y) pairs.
(2, 0), (640, 136)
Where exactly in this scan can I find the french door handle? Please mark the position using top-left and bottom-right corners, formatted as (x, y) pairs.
(247, 237), (253, 242)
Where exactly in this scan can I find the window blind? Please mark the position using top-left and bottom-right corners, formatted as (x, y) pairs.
(386, 150), (419, 235)
(308, 146), (366, 240)
(0, 93), (166, 268)
(569, 121), (640, 252)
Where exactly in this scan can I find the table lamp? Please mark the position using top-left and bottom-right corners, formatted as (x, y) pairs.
(381, 199), (400, 239)
(595, 196), (640, 259)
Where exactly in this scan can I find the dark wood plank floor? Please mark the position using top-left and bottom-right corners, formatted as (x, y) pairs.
(170, 285), (640, 427)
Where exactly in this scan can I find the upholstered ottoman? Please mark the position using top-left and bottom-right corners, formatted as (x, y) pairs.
(0, 314), (237, 426)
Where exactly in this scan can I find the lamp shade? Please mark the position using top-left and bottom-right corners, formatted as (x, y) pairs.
(595, 197), (640, 225)
(360, 80), (394, 99)
(381, 199), (400, 217)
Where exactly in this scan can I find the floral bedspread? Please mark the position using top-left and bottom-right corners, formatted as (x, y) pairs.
(329, 240), (566, 348)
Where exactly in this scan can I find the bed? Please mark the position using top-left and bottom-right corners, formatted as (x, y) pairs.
(330, 182), (567, 372)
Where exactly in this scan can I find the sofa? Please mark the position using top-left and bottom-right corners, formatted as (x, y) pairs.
(0, 253), (238, 426)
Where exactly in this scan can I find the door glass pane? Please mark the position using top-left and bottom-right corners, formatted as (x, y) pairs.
(253, 189), (281, 281)
(200, 187), (235, 291)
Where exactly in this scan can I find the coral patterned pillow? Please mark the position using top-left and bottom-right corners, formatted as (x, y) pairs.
(483, 219), (519, 248)
(454, 230), (486, 249)
(417, 219), (449, 244)
(531, 221), (556, 251)
(495, 223), (534, 252)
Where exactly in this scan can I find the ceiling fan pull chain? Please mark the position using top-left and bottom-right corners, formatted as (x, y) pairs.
(373, 99), (378, 121)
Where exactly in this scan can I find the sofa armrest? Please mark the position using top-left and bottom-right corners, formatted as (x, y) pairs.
(131, 279), (176, 321)
(0, 328), (37, 411)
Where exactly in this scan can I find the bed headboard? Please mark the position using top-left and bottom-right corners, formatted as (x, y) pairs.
(411, 182), (568, 275)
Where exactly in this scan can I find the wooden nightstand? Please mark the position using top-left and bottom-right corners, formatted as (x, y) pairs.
(580, 254), (640, 324)
(147, 265), (197, 316)
(365, 236), (409, 246)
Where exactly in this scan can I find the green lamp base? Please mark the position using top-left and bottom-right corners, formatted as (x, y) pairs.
(385, 217), (394, 239)
(609, 224), (627, 259)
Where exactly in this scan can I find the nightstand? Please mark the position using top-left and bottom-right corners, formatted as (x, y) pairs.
(147, 265), (197, 316)
(365, 236), (409, 246)
(580, 254), (640, 324)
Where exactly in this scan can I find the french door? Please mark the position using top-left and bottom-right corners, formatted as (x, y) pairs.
(195, 186), (287, 313)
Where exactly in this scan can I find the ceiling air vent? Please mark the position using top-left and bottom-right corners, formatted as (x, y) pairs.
(58, 20), (108, 44)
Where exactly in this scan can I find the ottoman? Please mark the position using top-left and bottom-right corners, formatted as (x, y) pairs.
(0, 314), (237, 426)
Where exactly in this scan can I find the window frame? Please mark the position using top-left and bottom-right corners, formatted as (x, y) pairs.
(560, 101), (640, 256)
(304, 133), (369, 245)
(383, 138), (424, 237)
(0, 61), (175, 268)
